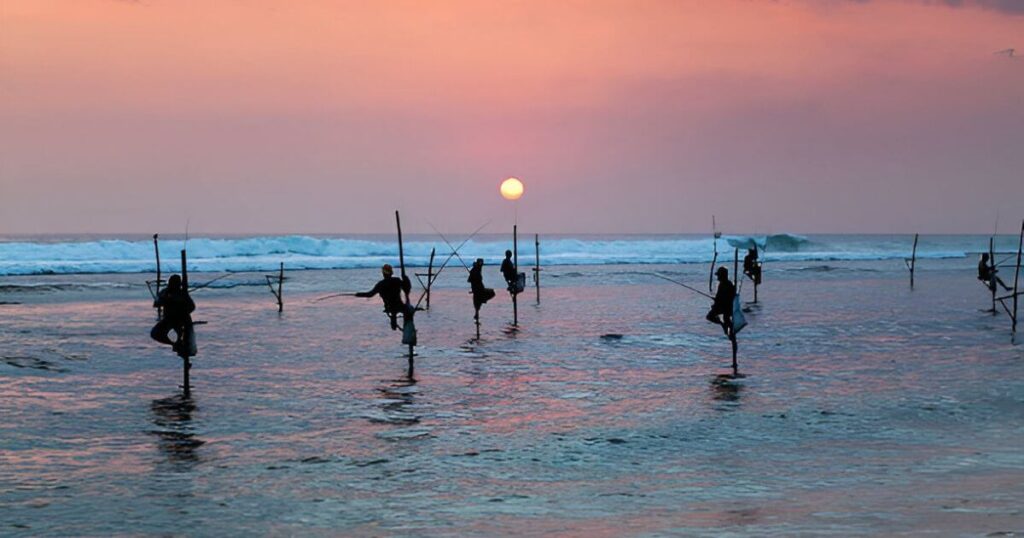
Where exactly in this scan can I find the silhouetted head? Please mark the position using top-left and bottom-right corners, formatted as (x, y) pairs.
(981, 253), (990, 262)
(475, 258), (485, 267)
(716, 266), (729, 281)
(167, 274), (182, 291)
(749, 248), (757, 255)
(381, 264), (394, 277)
(505, 250), (512, 259)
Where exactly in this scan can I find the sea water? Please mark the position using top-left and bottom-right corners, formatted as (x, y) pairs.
(1, 235), (1022, 536)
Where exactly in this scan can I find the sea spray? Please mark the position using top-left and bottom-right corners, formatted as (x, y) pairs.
(0, 234), (991, 276)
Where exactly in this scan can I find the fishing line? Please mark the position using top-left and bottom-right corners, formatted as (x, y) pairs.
(649, 272), (714, 300)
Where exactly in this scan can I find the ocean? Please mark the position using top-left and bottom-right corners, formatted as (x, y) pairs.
(1, 234), (1022, 536)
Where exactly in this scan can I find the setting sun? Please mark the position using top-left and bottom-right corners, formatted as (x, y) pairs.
(500, 177), (524, 201)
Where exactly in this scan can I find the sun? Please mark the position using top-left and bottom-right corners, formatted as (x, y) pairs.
(500, 177), (524, 201)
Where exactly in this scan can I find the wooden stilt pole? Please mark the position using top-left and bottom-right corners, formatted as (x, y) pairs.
(990, 237), (997, 315)
(180, 249), (191, 396)
(154, 234), (162, 318)
(730, 331), (738, 377)
(426, 248), (435, 310)
(534, 234), (540, 305)
(513, 224), (519, 326)
(709, 216), (719, 294)
(732, 249), (740, 376)
(277, 262), (284, 313)
(910, 233), (918, 289)
(1012, 220), (1022, 336)
(752, 245), (759, 304)
(396, 211), (414, 370)
(733, 248), (739, 287)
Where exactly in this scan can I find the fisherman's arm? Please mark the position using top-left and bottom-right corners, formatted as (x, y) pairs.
(355, 281), (384, 298)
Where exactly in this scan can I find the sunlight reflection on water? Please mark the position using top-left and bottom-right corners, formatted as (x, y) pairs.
(1, 260), (1022, 535)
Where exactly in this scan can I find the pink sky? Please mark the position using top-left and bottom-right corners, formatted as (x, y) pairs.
(1, 0), (1021, 234)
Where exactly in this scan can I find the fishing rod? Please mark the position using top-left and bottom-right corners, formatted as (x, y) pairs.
(188, 272), (237, 293)
(188, 269), (270, 293)
(429, 221), (489, 275)
(313, 292), (358, 303)
(311, 222), (489, 306)
(413, 221), (489, 309)
(649, 272), (715, 299)
(427, 221), (479, 272)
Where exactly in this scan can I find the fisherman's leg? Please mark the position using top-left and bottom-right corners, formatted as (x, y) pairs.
(150, 319), (175, 346)
(722, 314), (733, 336)
(170, 325), (186, 353)
(706, 304), (725, 324)
(389, 311), (399, 330)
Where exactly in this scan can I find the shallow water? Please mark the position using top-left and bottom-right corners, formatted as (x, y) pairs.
(1, 259), (1022, 536)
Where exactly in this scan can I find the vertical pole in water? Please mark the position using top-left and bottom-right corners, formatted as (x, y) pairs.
(153, 234), (162, 318)
(730, 331), (738, 377)
(732, 248), (739, 376)
(277, 262), (284, 313)
(395, 211), (413, 372)
(752, 245), (759, 304)
(180, 249), (191, 396)
(513, 225), (519, 326)
(1012, 220), (1023, 336)
(990, 237), (997, 314)
(733, 248), (739, 287)
(910, 233), (918, 289)
(709, 216), (718, 294)
(426, 247), (435, 310)
(534, 234), (540, 305)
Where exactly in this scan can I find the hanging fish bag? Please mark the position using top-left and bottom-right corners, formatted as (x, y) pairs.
(402, 319), (417, 346)
(515, 273), (527, 293)
(732, 296), (747, 334)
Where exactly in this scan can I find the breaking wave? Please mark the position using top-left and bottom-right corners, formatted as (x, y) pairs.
(0, 234), (972, 276)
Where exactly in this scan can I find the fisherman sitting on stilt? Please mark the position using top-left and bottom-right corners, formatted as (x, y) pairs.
(468, 258), (496, 322)
(150, 274), (195, 354)
(706, 267), (736, 336)
(500, 250), (519, 294)
(978, 253), (1012, 292)
(356, 263), (412, 330)
(743, 247), (762, 286)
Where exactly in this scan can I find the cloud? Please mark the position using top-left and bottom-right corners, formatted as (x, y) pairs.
(938, 0), (1024, 15)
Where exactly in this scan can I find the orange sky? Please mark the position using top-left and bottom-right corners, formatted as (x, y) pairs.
(1, 0), (1021, 234)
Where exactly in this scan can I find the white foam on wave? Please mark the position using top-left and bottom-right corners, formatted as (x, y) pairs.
(0, 234), (969, 276)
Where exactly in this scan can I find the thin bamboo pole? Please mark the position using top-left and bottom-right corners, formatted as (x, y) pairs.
(513, 224), (519, 326)
(277, 262), (284, 313)
(733, 248), (739, 287)
(396, 211), (413, 371)
(154, 234), (162, 317)
(990, 237), (997, 314)
(752, 245), (759, 304)
(534, 234), (540, 305)
(910, 233), (918, 289)
(732, 248), (739, 376)
(426, 248), (435, 310)
(180, 249), (191, 396)
(1012, 220), (1023, 336)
